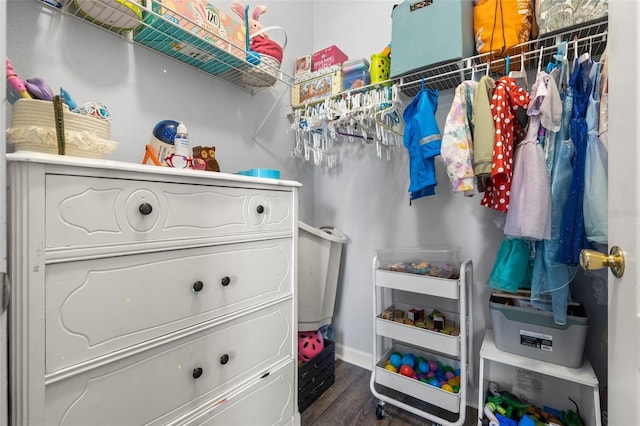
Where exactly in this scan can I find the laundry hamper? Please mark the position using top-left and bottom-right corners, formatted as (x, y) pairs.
(242, 26), (287, 88)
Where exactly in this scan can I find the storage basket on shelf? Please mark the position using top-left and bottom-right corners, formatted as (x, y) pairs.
(242, 26), (287, 87)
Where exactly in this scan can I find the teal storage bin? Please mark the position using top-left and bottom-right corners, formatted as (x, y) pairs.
(390, 0), (474, 78)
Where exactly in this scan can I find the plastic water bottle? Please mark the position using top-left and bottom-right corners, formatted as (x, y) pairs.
(172, 121), (190, 168)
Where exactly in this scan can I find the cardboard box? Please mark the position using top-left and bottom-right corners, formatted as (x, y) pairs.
(312, 45), (348, 71)
(134, 0), (246, 75)
(290, 70), (343, 107)
(295, 55), (313, 78)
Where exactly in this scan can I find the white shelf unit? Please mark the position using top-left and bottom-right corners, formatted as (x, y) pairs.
(478, 330), (601, 426)
(369, 249), (473, 426)
(34, 0), (294, 94)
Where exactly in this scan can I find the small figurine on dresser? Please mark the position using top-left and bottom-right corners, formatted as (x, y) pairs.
(192, 146), (221, 172)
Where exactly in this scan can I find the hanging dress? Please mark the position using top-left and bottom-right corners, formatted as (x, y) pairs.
(481, 77), (530, 212)
(557, 58), (592, 265)
(530, 63), (578, 325)
(402, 88), (442, 201)
(583, 61), (609, 244)
(504, 72), (552, 240)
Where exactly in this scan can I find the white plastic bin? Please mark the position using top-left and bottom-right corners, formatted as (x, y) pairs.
(298, 221), (347, 331)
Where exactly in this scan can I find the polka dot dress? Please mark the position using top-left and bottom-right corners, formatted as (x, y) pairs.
(481, 77), (530, 212)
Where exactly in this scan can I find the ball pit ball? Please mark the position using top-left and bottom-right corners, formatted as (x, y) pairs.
(401, 354), (416, 368)
(382, 353), (461, 394)
(389, 353), (402, 368)
(399, 365), (414, 377)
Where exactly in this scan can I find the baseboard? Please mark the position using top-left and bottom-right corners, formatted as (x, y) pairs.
(334, 342), (372, 371)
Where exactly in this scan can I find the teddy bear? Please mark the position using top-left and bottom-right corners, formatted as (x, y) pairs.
(192, 146), (221, 172)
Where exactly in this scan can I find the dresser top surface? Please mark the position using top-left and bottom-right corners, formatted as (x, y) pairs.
(7, 152), (302, 188)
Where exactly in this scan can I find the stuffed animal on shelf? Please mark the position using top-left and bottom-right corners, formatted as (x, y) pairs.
(230, 1), (268, 39)
(192, 146), (220, 172)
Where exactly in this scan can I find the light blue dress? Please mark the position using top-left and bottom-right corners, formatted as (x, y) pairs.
(530, 65), (578, 325)
(583, 62), (608, 244)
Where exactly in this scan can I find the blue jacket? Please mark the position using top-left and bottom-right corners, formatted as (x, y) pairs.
(402, 88), (442, 201)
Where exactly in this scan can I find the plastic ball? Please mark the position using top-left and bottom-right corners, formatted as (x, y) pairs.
(428, 378), (440, 387)
(428, 360), (438, 371)
(152, 120), (179, 145)
(417, 361), (429, 374)
(297, 330), (324, 363)
(447, 378), (458, 387)
(443, 365), (455, 374)
(401, 355), (415, 368)
(441, 384), (454, 393)
(384, 364), (397, 373)
(399, 365), (414, 377)
(452, 385), (460, 393)
(426, 371), (436, 378)
(416, 356), (426, 365)
(389, 353), (402, 369)
(445, 371), (455, 379)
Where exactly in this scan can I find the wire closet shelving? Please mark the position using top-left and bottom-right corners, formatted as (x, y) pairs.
(35, 0), (295, 95)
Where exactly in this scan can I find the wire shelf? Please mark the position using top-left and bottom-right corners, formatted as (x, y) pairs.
(395, 18), (608, 97)
(35, 0), (294, 94)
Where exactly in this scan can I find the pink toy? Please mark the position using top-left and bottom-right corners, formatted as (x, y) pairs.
(230, 1), (268, 39)
(6, 59), (31, 99)
(298, 330), (324, 363)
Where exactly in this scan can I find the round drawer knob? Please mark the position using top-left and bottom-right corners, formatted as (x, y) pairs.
(192, 281), (204, 292)
(139, 202), (153, 215)
(256, 205), (264, 214)
(221, 276), (231, 287)
(220, 354), (229, 365)
(192, 367), (203, 379)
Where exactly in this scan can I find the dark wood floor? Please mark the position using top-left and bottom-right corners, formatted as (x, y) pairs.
(301, 359), (478, 426)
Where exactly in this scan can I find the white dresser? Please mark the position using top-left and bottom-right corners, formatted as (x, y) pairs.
(6, 152), (301, 426)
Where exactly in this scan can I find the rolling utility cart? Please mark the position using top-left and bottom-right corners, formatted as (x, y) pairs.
(370, 249), (473, 426)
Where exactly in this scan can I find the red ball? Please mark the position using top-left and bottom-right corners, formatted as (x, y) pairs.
(399, 365), (414, 377)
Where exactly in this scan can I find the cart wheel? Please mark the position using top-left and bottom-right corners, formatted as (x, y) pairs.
(375, 402), (386, 420)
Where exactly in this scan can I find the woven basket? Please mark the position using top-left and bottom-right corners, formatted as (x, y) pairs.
(242, 54), (281, 87)
(242, 26), (287, 88)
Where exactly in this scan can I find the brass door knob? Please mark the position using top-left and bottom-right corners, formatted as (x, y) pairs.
(579, 246), (625, 278)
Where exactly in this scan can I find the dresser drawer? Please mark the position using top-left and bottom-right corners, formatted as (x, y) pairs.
(45, 300), (294, 426)
(182, 360), (295, 426)
(45, 174), (294, 254)
(46, 238), (293, 372)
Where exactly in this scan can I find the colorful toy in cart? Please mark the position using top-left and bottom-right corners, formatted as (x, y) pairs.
(381, 307), (460, 336)
(383, 351), (461, 393)
(483, 382), (584, 426)
(381, 261), (459, 279)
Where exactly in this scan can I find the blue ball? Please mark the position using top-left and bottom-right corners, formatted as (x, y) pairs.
(401, 355), (416, 368)
(418, 361), (429, 374)
(389, 353), (402, 369)
(153, 120), (179, 145)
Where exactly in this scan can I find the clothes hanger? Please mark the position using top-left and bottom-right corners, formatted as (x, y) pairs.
(508, 53), (528, 90)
